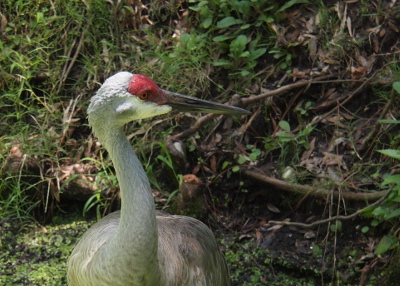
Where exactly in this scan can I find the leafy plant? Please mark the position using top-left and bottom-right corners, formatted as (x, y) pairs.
(80, 156), (118, 220)
(189, 0), (309, 79)
(263, 120), (314, 166)
(362, 82), (400, 255)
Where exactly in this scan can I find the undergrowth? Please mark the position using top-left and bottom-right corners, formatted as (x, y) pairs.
(1, 0), (400, 285)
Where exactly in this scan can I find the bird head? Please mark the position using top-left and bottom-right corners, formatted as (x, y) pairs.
(88, 71), (250, 128)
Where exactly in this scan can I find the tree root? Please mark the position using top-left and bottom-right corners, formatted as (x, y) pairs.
(242, 167), (388, 202)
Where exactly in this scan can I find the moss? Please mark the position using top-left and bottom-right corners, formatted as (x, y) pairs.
(0, 214), (92, 285)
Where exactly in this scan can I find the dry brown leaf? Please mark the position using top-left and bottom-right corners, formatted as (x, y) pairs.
(267, 203), (281, 213)
(299, 157), (322, 174)
(210, 155), (217, 173)
(255, 228), (263, 245)
(388, 21), (399, 33)
(238, 234), (253, 241)
(301, 137), (316, 161)
(309, 36), (318, 61)
(326, 166), (344, 182)
(322, 152), (345, 167)
(267, 224), (284, 231)
(304, 231), (316, 239)
(379, 28), (386, 37)
(0, 13), (7, 33)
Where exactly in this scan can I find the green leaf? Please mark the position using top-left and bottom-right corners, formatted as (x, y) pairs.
(156, 155), (173, 169)
(213, 35), (234, 42)
(229, 35), (248, 59)
(378, 119), (400, 124)
(371, 219), (380, 227)
(237, 156), (247, 164)
(222, 161), (231, 170)
(202, 17), (213, 28)
(217, 17), (242, 28)
(239, 51), (250, 58)
(241, 70), (250, 76)
(276, 131), (294, 140)
(386, 208), (400, 219)
(372, 206), (386, 217)
(393, 81), (400, 94)
(279, 120), (291, 132)
(277, 0), (309, 13)
(232, 166), (240, 172)
(381, 174), (400, 186)
(213, 59), (231, 66)
(361, 226), (369, 233)
(249, 48), (267, 60)
(258, 14), (275, 24)
(330, 220), (342, 232)
(375, 235), (398, 255)
(378, 149), (400, 160)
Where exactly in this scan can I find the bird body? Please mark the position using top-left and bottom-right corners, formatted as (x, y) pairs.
(67, 72), (249, 285)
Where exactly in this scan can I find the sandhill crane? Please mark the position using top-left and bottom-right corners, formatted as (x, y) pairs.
(67, 72), (250, 286)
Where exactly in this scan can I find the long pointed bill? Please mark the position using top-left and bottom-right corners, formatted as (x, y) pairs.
(162, 90), (251, 116)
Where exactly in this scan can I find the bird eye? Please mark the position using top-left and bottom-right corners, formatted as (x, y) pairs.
(138, 91), (150, 100)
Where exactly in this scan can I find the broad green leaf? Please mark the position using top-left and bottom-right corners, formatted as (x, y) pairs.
(249, 48), (267, 60)
(276, 132), (294, 140)
(393, 81), (400, 94)
(381, 174), (400, 186)
(386, 208), (400, 219)
(229, 35), (247, 59)
(217, 17), (242, 28)
(232, 166), (240, 172)
(241, 70), (250, 76)
(279, 120), (291, 132)
(277, 0), (309, 13)
(258, 14), (274, 24)
(202, 18), (213, 28)
(371, 219), (380, 226)
(222, 161), (231, 170)
(237, 156), (247, 164)
(361, 226), (369, 233)
(378, 149), (400, 160)
(239, 51), (250, 58)
(375, 235), (398, 255)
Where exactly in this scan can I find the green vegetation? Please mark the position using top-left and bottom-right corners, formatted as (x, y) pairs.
(360, 81), (400, 256)
(1, 0), (400, 285)
(0, 215), (90, 285)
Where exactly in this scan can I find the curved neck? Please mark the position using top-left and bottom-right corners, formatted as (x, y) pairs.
(96, 126), (159, 273)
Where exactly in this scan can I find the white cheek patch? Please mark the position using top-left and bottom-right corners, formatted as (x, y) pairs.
(116, 101), (135, 115)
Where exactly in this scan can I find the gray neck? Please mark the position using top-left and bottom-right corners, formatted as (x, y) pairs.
(95, 125), (159, 278)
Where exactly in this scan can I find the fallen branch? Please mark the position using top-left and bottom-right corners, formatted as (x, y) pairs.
(171, 113), (216, 141)
(242, 168), (388, 201)
(241, 75), (341, 105)
(267, 186), (392, 229)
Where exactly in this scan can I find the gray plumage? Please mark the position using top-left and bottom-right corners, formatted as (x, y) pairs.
(67, 72), (246, 286)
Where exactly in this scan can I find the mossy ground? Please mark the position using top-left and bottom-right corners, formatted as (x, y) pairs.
(0, 213), (91, 286)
